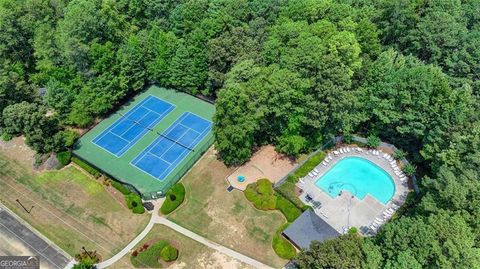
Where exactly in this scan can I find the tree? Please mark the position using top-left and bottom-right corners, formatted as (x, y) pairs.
(296, 234), (381, 269)
(2, 102), (61, 152)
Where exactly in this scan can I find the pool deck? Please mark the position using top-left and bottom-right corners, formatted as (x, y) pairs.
(296, 147), (410, 234)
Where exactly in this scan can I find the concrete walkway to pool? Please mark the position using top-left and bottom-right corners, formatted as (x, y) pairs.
(297, 147), (410, 234)
(94, 199), (273, 269)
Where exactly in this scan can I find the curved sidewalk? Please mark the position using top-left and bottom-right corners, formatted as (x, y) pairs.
(95, 201), (273, 269)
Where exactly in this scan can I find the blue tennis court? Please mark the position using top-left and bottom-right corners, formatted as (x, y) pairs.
(92, 96), (175, 157)
(131, 112), (212, 180)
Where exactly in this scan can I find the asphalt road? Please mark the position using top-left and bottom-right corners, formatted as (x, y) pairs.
(0, 206), (71, 269)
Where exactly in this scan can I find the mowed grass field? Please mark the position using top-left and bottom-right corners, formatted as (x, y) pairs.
(168, 147), (287, 268)
(0, 140), (149, 259)
(114, 224), (252, 269)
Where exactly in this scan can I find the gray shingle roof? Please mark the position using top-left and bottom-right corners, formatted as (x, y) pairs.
(282, 209), (340, 249)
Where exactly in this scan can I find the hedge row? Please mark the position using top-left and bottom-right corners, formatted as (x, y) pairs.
(291, 150), (326, 180)
(275, 194), (302, 222)
(272, 223), (296, 259)
(274, 150), (326, 211)
(160, 183), (186, 215)
(71, 157), (101, 178)
(275, 182), (306, 210)
(111, 180), (132, 195)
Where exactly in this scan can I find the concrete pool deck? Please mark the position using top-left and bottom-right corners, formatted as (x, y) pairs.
(296, 147), (410, 234)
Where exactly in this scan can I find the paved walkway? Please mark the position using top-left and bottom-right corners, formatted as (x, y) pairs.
(155, 217), (273, 269)
(95, 200), (273, 269)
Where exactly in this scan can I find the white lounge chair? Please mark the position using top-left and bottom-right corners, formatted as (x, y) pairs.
(314, 168), (319, 173)
(333, 150), (339, 155)
(322, 161), (327, 166)
(328, 156), (333, 161)
(347, 147), (351, 152)
(308, 172), (314, 177)
(375, 217), (384, 223)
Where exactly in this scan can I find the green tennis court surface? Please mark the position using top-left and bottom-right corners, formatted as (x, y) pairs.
(73, 86), (215, 199)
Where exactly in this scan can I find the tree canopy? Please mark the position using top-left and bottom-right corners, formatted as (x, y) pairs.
(1, 0), (480, 267)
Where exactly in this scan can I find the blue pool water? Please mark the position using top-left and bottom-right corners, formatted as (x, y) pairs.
(315, 157), (394, 204)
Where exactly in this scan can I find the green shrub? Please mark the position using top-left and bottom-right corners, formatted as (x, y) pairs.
(244, 185), (257, 202)
(244, 179), (277, 211)
(257, 178), (274, 195)
(56, 151), (72, 166)
(72, 157), (101, 178)
(160, 183), (185, 215)
(272, 223), (296, 259)
(402, 163), (416, 176)
(131, 240), (169, 268)
(343, 134), (353, 144)
(275, 194), (302, 222)
(275, 182), (305, 209)
(125, 194), (144, 214)
(111, 180), (131, 195)
(367, 134), (380, 148)
(160, 245), (178, 262)
(292, 151), (326, 180)
(1, 132), (13, 141)
(393, 149), (407, 160)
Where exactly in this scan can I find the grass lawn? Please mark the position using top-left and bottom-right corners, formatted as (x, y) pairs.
(0, 140), (150, 259)
(114, 224), (252, 268)
(168, 147), (288, 268)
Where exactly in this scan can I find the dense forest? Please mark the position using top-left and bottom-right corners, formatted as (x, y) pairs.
(1, 0), (479, 268)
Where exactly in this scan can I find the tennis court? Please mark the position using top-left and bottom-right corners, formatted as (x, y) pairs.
(92, 95), (175, 157)
(131, 112), (212, 180)
(73, 87), (215, 198)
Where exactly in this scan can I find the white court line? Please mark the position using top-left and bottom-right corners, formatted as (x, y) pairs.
(91, 95), (154, 145)
(178, 123), (202, 135)
(109, 132), (130, 143)
(130, 112), (212, 181)
(130, 113), (190, 172)
(116, 104), (175, 155)
(156, 114), (212, 180)
(92, 95), (176, 158)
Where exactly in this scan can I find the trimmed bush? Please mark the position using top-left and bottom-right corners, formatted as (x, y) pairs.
(275, 194), (301, 222)
(111, 180), (131, 195)
(131, 240), (169, 268)
(244, 179), (277, 210)
(72, 157), (101, 178)
(125, 194), (145, 214)
(160, 183), (185, 215)
(56, 151), (72, 166)
(272, 223), (296, 259)
(160, 245), (178, 262)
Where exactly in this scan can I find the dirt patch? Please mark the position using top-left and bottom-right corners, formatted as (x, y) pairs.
(0, 137), (35, 169)
(227, 145), (297, 190)
(187, 251), (251, 269)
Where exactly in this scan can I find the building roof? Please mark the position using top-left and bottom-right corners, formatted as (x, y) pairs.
(282, 209), (340, 249)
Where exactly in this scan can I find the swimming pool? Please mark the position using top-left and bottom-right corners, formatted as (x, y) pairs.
(315, 157), (395, 204)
